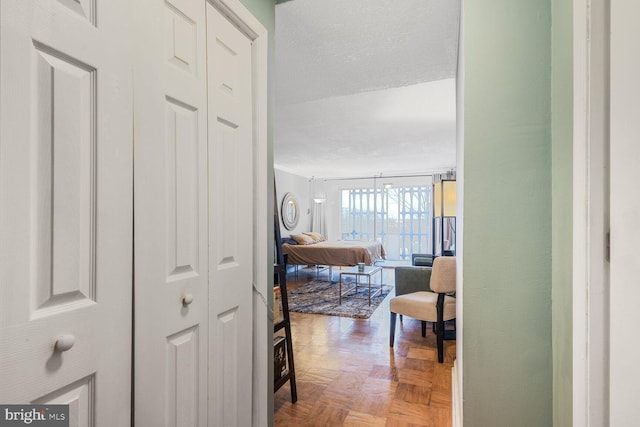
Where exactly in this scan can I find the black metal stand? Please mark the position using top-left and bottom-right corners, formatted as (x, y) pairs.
(274, 185), (297, 403)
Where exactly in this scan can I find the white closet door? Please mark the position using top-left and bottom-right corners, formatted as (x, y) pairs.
(0, 0), (133, 424)
(133, 0), (208, 425)
(206, 4), (255, 426)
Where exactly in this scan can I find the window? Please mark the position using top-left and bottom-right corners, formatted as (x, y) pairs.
(340, 185), (431, 260)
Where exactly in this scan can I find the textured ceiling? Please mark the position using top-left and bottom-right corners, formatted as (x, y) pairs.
(274, 0), (460, 179)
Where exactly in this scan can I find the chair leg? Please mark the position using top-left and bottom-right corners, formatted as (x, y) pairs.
(436, 294), (445, 363)
(390, 312), (397, 347)
(399, 314), (403, 322)
(421, 321), (426, 337)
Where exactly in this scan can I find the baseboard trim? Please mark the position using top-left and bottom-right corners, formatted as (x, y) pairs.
(452, 359), (462, 427)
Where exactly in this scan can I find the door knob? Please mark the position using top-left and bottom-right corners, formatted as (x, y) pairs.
(182, 293), (194, 306)
(55, 334), (75, 352)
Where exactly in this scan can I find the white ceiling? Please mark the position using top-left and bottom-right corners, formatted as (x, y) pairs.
(274, 0), (461, 179)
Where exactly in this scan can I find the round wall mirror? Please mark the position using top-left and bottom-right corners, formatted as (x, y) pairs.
(281, 192), (299, 230)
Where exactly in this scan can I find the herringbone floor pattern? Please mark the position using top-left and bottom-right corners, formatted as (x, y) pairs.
(274, 267), (455, 426)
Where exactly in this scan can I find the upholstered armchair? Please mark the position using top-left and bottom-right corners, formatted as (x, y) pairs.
(390, 256), (456, 363)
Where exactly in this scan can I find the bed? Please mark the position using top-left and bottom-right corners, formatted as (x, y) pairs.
(282, 239), (386, 267)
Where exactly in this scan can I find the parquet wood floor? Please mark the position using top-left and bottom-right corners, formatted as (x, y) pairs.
(274, 267), (456, 427)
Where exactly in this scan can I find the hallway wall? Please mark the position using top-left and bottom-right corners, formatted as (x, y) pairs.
(462, 1), (553, 425)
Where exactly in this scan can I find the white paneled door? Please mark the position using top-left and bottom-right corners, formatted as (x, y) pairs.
(134, 1), (256, 425)
(0, 0), (133, 424)
(206, 4), (254, 426)
(133, 0), (208, 425)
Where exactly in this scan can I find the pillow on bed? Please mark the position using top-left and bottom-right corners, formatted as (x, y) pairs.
(290, 234), (315, 245)
(281, 237), (297, 245)
(304, 232), (325, 242)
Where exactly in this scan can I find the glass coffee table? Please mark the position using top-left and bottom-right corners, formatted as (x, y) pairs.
(339, 265), (383, 306)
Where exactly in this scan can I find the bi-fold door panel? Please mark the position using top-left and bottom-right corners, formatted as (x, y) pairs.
(0, 0), (133, 424)
(206, 4), (254, 426)
(134, 0), (208, 425)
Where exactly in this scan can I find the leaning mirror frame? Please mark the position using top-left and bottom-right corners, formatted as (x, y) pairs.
(281, 192), (299, 230)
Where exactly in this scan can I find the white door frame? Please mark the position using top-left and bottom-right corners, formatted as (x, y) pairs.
(573, 0), (610, 425)
(206, 1), (270, 425)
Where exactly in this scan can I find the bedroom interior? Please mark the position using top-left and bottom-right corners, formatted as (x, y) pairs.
(272, 0), (460, 424)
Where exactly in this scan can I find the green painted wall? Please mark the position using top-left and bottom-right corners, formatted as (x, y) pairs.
(551, 0), (573, 425)
(240, 0), (275, 34)
(463, 1), (552, 425)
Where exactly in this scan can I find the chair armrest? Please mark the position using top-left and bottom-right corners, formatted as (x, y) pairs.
(394, 266), (432, 296)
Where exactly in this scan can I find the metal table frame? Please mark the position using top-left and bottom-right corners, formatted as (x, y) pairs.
(339, 265), (383, 306)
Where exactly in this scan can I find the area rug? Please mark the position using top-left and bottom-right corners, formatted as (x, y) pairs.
(287, 279), (392, 319)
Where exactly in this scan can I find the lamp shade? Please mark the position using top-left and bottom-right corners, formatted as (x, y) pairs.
(442, 180), (456, 216)
(434, 180), (456, 217)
